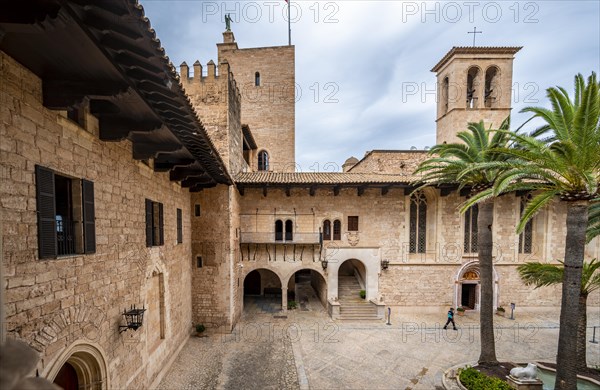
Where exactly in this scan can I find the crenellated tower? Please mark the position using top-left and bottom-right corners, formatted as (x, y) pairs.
(431, 46), (521, 144)
(180, 59), (250, 177)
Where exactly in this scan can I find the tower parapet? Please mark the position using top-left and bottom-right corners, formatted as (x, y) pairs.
(179, 59), (244, 175)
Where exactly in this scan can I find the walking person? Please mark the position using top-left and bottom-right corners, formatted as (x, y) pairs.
(443, 307), (457, 330)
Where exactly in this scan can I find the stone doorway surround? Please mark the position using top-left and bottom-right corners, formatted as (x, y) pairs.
(324, 247), (384, 319)
(453, 260), (499, 311)
(45, 340), (109, 390)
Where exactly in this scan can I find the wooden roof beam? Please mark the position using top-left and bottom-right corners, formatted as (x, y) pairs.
(42, 79), (129, 110)
(132, 142), (182, 160)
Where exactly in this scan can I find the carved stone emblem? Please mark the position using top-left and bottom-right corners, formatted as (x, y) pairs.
(347, 232), (359, 247)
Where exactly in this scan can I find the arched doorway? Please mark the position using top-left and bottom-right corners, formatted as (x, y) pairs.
(54, 362), (78, 390)
(243, 269), (282, 314)
(48, 342), (108, 390)
(286, 269), (327, 311)
(455, 261), (498, 310)
(244, 270), (261, 295)
(338, 259), (367, 301)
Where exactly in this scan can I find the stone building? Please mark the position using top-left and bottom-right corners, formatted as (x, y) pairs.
(1, 1), (599, 389)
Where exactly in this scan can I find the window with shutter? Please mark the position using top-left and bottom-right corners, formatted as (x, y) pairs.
(177, 208), (183, 244)
(158, 203), (164, 246)
(333, 219), (341, 240)
(348, 216), (359, 232)
(146, 199), (153, 247)
(36, 166), (57, 259)
(145, 199), (165, 247)
(285, 220), (293, 241)
(275, 220), (283, 241)
(35, 165), (95, 259)
(323, 220), (331, 240)
(82, 180), (96, 254)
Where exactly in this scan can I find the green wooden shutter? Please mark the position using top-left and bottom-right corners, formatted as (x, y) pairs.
(35, 165), (57, 259)
(145, 199), (153, 247)
(158, 203), (164, 245)
(82, 179), (96, 254)
(176, 208), (182, 244)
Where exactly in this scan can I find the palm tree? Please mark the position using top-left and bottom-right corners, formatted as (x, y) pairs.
(518, 260), (600, 373)
(489, 72), (600, 389)
(414, 119), (511, 366)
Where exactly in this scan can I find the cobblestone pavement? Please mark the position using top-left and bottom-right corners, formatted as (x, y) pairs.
(159, 293), (600, 390)
(157, 298), (299, 390)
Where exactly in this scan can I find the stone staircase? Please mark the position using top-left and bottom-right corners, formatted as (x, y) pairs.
(338, 275), (379, 321)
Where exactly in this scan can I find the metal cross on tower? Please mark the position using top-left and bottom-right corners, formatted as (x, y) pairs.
(468, 27), (482, 46)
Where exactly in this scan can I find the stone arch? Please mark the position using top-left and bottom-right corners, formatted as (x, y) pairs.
(241, 267), (284, 312)
(466, 65), (482, 108)
(45, 341), (109, 390)
(484, 65), (501, 108)
(442, 75), (449, 113)
(454, 261), (499, 310)
(283, 268), (328, 309)
(337, 259), (367, 298)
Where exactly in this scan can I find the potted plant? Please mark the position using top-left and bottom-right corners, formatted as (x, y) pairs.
(287, 300), (297, 310)
(359, 290), (366, 299)
(496, 306), (506, 317)
(456, 306), (465, 316)
(195, 324), (206, 337)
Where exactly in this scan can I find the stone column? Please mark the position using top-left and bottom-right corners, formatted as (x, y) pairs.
(281, 287), (288, 313)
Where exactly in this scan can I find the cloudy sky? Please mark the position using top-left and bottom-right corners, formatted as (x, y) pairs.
(141, 1), (599, 172)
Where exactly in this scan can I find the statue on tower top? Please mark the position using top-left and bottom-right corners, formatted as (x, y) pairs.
(225, 14), (232, 31)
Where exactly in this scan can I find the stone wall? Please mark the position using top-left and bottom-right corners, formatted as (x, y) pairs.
(236, 184), (600, 309)
(349, 150), (428, 175)
(190, 186), (231, 331)
(1, 51), (192, 388)
(310, 271), (327, 308)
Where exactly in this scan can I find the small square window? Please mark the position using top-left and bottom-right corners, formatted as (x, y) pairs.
(195, 204), (201, 217)
(196, 256), (203, 268)
(348, 216), (359, 232)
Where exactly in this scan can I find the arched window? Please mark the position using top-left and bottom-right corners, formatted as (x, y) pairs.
(323, 220), (331, 241)
(285, 220), (293, 241)
(258, 151), (269, 171)
(466, 67), (480, 109)
(275, 220), (283, 241)
(464, 204), (478, 253)
(255, 72), (261, 86)
(484, 66), (499, 108)
(333, 219), (341, 240)
(519, 194), (533, 254)
(409, 192), (427, 253)
(442, 76), (449, 113)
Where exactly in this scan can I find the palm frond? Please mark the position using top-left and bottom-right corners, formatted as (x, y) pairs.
(517, 262), (563, 288)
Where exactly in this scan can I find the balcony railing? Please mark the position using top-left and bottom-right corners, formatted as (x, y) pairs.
(56, 216), (77, 256)
(240, 232), (321, 244)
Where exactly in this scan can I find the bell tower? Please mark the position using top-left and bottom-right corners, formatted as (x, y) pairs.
(431, 47), (521, 144)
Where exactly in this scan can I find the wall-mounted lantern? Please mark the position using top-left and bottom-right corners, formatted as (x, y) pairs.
(381, 259), (389, 270)
(119, 305), (146, 333)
